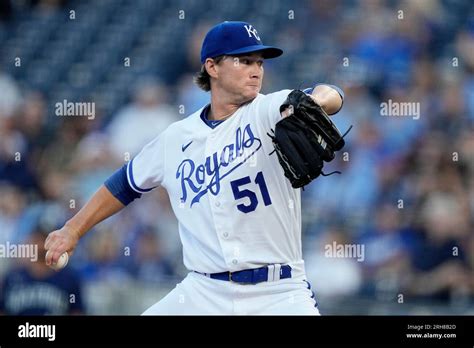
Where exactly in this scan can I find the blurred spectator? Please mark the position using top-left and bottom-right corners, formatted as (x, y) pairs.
(431, 81), (469, 136)
(16, 91), (52, 157)
(304, 119), (380, 229)
(455, 29), (474, 123)
(0, 228), (84, 315)
(127, 187), (181, 258)
(0, 116), (38, 190)
(15, 201), (68, 251)
(0, 72), (21, 119)
(185, 22), (212, 73)
(176, 73), (210, 116)
(35, 121), (81, 171)
(356, 204), (415, 299)
(106, 79), (179, 160)
(77, 223), (130, 283)
(69, 132), (116, 205)
(406, 191), (472, 303)
(305, 227), (362, 299)
(0, 0), (12, 21)
(125, 226), (174, 284)
(0, 185), (26, 244)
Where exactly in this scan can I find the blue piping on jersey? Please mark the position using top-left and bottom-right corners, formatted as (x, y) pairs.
(127, 159), (155, 193)
(200, 104), (225, 129)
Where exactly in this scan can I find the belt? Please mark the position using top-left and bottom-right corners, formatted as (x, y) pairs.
(195, 264), (292, 284)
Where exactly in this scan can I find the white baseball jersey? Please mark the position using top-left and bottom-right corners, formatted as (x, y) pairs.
(127, 89), (304, 274)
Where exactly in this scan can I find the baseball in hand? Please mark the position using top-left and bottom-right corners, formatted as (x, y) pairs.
(47, 251), (69, 271)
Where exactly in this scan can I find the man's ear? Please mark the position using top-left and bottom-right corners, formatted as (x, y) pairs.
(205, 58), (219, 79)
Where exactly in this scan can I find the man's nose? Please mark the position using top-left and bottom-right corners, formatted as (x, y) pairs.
(250, 64), (262, 78)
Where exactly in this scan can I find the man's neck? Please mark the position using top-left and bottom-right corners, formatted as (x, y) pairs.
(209, 90), (244, 121)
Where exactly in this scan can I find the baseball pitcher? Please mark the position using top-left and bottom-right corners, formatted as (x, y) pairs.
(44, 21), (348, 315)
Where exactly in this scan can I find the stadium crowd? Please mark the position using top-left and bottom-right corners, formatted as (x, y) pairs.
(0, 0), (473, 314)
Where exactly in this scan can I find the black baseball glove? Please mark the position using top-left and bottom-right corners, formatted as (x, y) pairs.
(268, 89), (351, 188)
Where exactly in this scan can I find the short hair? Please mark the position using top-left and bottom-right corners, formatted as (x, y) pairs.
(194, 55), (226, 92)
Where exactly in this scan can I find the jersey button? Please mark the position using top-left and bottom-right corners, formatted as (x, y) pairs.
(215, 201), (221, 207)
(232, 259), (238, 265)
(223, 232), (229, 238)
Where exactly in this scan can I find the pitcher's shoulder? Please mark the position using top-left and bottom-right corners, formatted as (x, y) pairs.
(165, 106), (206, 133)
(252, 90), (293, 104)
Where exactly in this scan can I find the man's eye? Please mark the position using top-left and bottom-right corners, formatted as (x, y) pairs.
(241, 58), (250, 64)
(257, 61), (264, 67)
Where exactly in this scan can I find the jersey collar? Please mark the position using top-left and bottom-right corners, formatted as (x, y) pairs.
(200, 104), (225, 129)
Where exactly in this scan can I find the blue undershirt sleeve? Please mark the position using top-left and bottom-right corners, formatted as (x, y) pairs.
(104, 165), (142, 206)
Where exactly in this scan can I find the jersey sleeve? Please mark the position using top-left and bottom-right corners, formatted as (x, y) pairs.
(255, 89), (293, 130)
(255, 84), (345, 130)
(126, 131), (167, 194)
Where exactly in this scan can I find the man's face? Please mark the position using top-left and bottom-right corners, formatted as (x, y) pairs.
(213, 53), (264, 103)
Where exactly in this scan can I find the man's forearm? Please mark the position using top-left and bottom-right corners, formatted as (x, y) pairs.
(311, 85), (343, 115)
(65, 185), (125, 238)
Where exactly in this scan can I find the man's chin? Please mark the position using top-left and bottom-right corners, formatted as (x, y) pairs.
(242, 90), (260, 102)
(239, 96), (257, 106)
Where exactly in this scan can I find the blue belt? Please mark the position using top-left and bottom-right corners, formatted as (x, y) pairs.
(195, 264), (292, 284)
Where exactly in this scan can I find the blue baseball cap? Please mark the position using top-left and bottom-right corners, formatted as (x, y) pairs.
(200, 21), (283, 64)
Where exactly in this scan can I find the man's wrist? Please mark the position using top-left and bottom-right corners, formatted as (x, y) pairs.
(64, 220), (83, 239)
